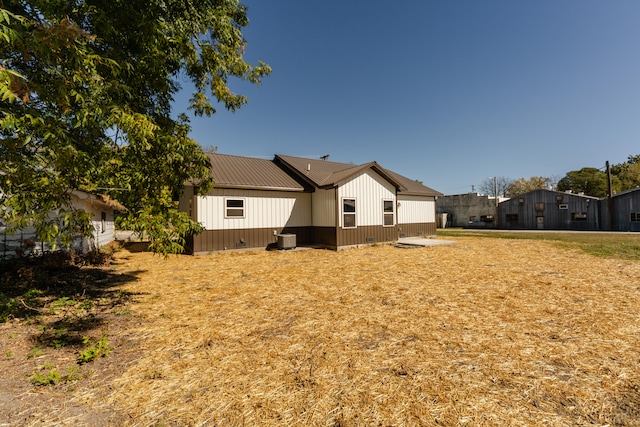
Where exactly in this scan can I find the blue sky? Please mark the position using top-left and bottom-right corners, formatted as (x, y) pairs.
(174, 1), (640, 195)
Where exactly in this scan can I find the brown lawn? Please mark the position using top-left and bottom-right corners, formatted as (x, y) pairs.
(2, 236), (640, 426)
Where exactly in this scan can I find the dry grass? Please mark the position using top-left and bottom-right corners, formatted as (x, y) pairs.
(88, 237), (639, 426)
(3, 236), (640, 426)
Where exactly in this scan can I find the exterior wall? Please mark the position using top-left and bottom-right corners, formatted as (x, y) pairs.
(312, 188), (336, 227)
(398, 195), (436, 224)
(79, 198), (117, 252)
(396, 195), (437, 238)
(610, 188), (640, 231)
(336, 225), (398, 248)
(197, 188), (312, 230)
(397, 222), (437, 238)
(498, 190), (599, 230)
(190, 226), (313, 253)
(337, 170), (396, 228)
(436, 193), (501, 228)
(189, 188), (312, 253)
(0, 194), (116, 260)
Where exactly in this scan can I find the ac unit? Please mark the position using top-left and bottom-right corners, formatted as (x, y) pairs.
(277, 234), (296, 249)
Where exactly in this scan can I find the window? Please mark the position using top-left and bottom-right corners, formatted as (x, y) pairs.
(534, 203), (545, 212)
(225, 198), (245, 218)
(630, 212), (640, 222)
(343, 198), (356, 228)
(101, 212), (107, 233)
(480, 214), (494, 222)
(571, 212), (587, 221)
(506, 214), (519, 222)
(558, 204), (568, 210)
(469, 216), (476, 222)
(383, 200), (394, 226)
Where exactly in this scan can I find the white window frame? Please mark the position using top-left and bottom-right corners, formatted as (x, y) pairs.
(342, 197), (357, 229)
(383, 199), (395, 227)
(225, 198), (246, 218)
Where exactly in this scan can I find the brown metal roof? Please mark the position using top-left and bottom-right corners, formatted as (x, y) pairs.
(206, 153), (307, 192)
(380, 167), (443, 197)
(274, 155), (361, 187)
(204, 153), (441, 196)
(275, 154), (441, 196)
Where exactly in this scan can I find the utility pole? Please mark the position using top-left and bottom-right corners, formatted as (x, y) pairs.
(493, 176), (499, 229)
(606, 161), (614, 230)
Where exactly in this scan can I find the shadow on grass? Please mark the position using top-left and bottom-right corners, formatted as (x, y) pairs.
(0, 251), (146, 350)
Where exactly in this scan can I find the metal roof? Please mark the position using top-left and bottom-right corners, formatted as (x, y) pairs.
(205, 153), (307, 192)
(274, 155), (363, 187)
(275, 154), (442, 196)
(380, 167), (443, 197)
(203, 153), (442, 196)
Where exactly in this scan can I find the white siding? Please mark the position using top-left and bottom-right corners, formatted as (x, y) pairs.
(198, 189), (311, 230)
(337, 170), (396, 227)
(397, 195), (436, 224)
(0, 194), (116, 259)
(312, 188), (336, 227)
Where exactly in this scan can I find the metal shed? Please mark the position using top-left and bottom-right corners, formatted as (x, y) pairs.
(604, 187), (640, 231)
(498, 189), (600, 231)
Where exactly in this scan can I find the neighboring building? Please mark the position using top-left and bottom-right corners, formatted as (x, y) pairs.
(0, 190), (123, 260)
(436, 193), (507, 228)
(498, 189), (600, 231)
(181, 153), (442, 253)
(600, 187), (640, 232)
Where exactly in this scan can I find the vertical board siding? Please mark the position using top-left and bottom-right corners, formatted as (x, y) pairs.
(397, 196), (436, 224)
(611, 189), (640, 231)
(198, 189), (312, 230)
(338, 171), (396, 227)
(312, 189), (336, 227)
(498, 190), (599, 230)
(337, 225), (397, 247)
(397, 222), (437, 238)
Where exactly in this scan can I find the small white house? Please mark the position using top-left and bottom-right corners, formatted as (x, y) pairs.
(0, 190), (123, 260)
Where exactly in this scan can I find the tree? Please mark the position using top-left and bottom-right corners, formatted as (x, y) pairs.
(505, 176), (550, 197)
(557, 167), (619, 197)
(1, 1), (271, 255)
(612, 154), (640, 191)
(478, 176), (513, 198)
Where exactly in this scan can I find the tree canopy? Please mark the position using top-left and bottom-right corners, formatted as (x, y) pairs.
(611, 155), (640, 191)
(1, 1), (270, 255)
(505, 176), (550, 197)
(556, 167), (619, 197)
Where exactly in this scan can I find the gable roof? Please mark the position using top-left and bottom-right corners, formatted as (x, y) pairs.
(202, 153), (441, 197)
(381, 167), (443, 197)
(275, 154), (442, 196)
(205, 153), (307, 192)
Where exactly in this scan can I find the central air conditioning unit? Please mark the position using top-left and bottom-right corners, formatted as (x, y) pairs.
(277, 234), (296, 250)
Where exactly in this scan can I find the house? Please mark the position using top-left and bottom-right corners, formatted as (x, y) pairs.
(180, 153), (442, 253)
(0, 190), (123, 260)
(436, 193), (508, 228)
(497, 189), (600, 230)
(600, 187), (640, 231)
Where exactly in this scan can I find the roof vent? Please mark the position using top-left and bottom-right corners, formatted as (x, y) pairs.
(307, 163), (311, 171)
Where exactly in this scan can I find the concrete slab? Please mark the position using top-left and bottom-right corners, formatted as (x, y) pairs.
(396, 237), (456, 248)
